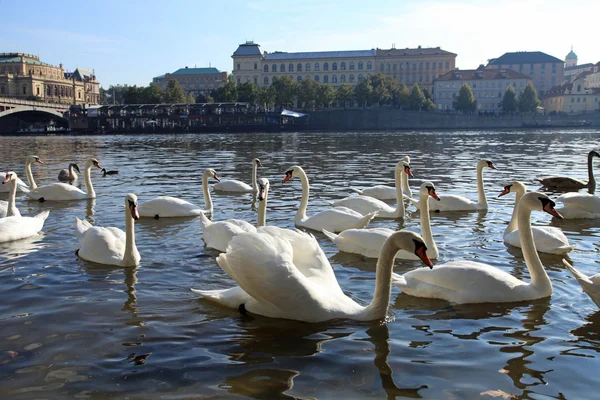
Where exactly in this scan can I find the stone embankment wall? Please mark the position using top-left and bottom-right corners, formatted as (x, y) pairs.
(307, 109), (600, 131)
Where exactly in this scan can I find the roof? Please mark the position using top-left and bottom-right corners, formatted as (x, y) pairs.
(376, 47), (456, 57)
(566, 48), (577, 59)
(233, 42), (263, 57)
(435, 68), (532, 81)
(565, 63), (594, 72)
(264, 49), (375, 60)
(489, 51), (563, 65)
(0, 52), (53, 67)
(542, 82), (573, 98)
(170, 67), (222, 75)
(65, 67), (95, 82)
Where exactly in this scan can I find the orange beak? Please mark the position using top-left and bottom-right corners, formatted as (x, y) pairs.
(415, 246), (433, 269)
(2, 175), (10, 184)
(282, 173), (292, 183)
(544, 203), (563, 219)
(498, 187), (511, 198)
(428, 189), (440, 201)
(36, 159), (44, 164)
(130, 204), (139, 220)
(213, 173), (220, 182)
(404, 166), (414, 177)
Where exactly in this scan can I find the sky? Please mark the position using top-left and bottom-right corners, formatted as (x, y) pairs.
(1, 0), (598, 88)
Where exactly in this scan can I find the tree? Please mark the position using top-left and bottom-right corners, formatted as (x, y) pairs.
(453, 83), (477, 112)
(423, 88), (432, 100)
(501, 86), (518, 113)
(271, 76), (298, 107)
(336, 83), (354, 108)
(316, 84), (336, 108)
(123, 85), (144, 104)
(354, 79), (373, 109)
(165, 80), (186, 103)
(408, 84), (426, 110)
(297, 78), (320, 109)
(142, 85), (164, 103)
(237, 81), (259, 104)
(186, 93), (196, 104)
(370, 73), (395, 106)
(518, 83), (540, 113)
(423, 98), (436, 111)
(257, 86), (276, 110)
(211, 76), (238, 102)
(392, 84), (410, 109)
(196, 93), (213, 103)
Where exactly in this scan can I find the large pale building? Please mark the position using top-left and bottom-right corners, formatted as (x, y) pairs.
(543, 70), (600, 113)
(433, 67), (532, 113)
(231, 41), (456, 92)
(0, 53), (100, 105)
(486, 51), (564, 96)
(152, 67), (228, 98)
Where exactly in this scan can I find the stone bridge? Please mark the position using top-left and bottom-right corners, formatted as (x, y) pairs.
(0, 97), (69, 120)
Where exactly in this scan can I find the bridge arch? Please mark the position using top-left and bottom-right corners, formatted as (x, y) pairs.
(0, 106), (66, 120)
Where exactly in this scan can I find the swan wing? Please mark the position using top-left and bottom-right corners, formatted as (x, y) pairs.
(326, 228), (394, 258)
(332, 195), (393, 215)
(563, 260), (600, 308)
(0, 176), (28, 193)
(0, 212), (49, 243)
(301, 208), (376, 232)
(212, 179), (252, 192)
(138, 196), (203, 217)
(504, 226), (574, 255)
(75, 217), (93, 240)
(202, 220), (256, 252)
(26, 183), (87, 201)
(393, 261), (527, 304)
(428, 194), (478, 211)
(78, 225), (126, 266)
(556, 193), (600, 212)
(352, 185), (396, 200)
(191, 286), (253, 309)
(536, 176), (586, 188)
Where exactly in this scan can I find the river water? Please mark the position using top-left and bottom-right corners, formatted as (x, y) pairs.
(0, 129), (599, 399)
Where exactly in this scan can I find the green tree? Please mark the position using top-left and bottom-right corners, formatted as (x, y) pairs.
(272, 76), (298, 107)
(336, 83), (354, 108)
(123, 85), (143, 104)
(257, 86), (276, 110)
(423, 88), (432, 100)
(423, 98), (436, 111)
(408, 84), (426, 110)
(316, 84), (336, 108)
(186, 93), (196, 104)
(518, 83), (540, 113)
(195, 93), (213, 103)
(297, 78), (320, 109)
(370, 73), (395, 106)
(165, 80), (186, 103)
(237, 81), (259, 104)
(354, 79), (373, 109)
(211, 76), (238, 102)
(392, 84), (410, 109)
(501, 86), (518, 113)
(453, 83), (477, 112)
(142, 85), (164, 103)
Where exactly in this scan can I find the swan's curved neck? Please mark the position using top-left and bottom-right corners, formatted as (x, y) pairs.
(401, 169), (410, 196)
(476, 164), (488, 208)
(25, 161), (37, 189)
(295, 169), (310, 224)
(362, 239), (397, 319)
(69, 164), (76, 179)
(518, 204), (551, 292)
(6, 179), (18, 217)
(84, 165), (95, 198)
(251, 162), (258, 192)
(420, 193), (438, 259)
(505, 189), (525, 235)
(122, 210), (138, 266)
(202, 173), (213, 214)
(257, 190), (268, 227)
(587, 153), (596, 188)
(394, 167), (405, 217)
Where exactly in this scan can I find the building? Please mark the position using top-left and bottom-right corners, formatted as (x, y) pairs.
(433, 67), (532, 113)
(565, 47), (577, 68)
(152, 67), (228, 98)
(0, 53), (100, 105)
(585, 62), (600, 88)
(563, 46), (595, 83)
(231, 41), (456, 91)
(542, 71), (600, 113)
(486, 51), (564, 96)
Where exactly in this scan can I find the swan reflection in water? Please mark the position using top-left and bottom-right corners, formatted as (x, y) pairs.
(0, 233), (46, 264)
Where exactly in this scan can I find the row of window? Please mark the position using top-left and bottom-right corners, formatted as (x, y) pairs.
(438, 81), (526, 89)
(379, 61), (450, 72)
(263, 73), (374, 85)
(264, 61), (373, 73)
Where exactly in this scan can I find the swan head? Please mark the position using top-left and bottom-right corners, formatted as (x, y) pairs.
(86, 158), (102, 169)
(26, 155), (43, 165)
(389, 231), (434, 269)
(399, 161), (413, 177)
(205, 168), (220, 182)
(101, 168), (107, 175)
(2, 171), (17, 184)
(590, 150), (600, 159)
(253, 158), (263, 167)
(282, 166), (303, 183)
(125, 193), (139, 220)
(420, 182), (440, 201)
(71, 163), (81, 173)
(498, 181), (526, 197)
(520, 192), (563, 219)
(257, 178), (270, 201)
(402, 155), (410, 164)
(478, 159), (496, 170)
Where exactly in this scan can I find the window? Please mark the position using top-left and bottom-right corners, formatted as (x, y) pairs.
(341, 74), (346, 82)
(332, 62), (337, 70)
(432, 62), (436, 69)
(426, 62), (430, 69)
(305, 63), (311, 72)
(78, 91), (81, 99)
(264, 77), (269, 86)
(323, 75), (328, 83)
(419, 62), (423, 70)
(254, 77), (258, 84)
(349, 74), (355, 82)
(237, 63), (241, 70)
(323, 62), (328, 71)
(380, 63), (384, 71)
(541, 64), (546, 74)
(341, 62), (346, 70)
(366, 61), (371, 70)
(289, 63), (294, 72)
(297, 76), (302, 82)
(254, 63), (257, 70)
(387, 63), (391, 71)
(358, 74), (364, 82)
(332, 74), (338, 83)
(280, 64), (285, 72)
(577, 97), (580, 103)
(22, 85), (27, 95)
(393, 63), (397, 71)
(350, 61), (355, 70)
(264, 65), (268, 72)
(583, 97), (587, 102)
(530, 64), (534, 73)
(412, 63), (417, 70)
(272, 64), (277, 72)
(315, 62), (320, 71)
(438, 62), (442, 69)
(315, 75), (320, 82)
(297, 63), (302, 72)
(577, 84), (582, 92)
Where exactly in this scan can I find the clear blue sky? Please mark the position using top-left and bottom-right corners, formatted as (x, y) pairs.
(1, 0), (597, 88)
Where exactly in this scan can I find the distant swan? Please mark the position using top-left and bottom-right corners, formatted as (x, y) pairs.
(138, 168), (219, 218)
(58, 163), (80, 183)
(393, 192), (562, 304)
(191, 229), (432, 322)
(536, 150), (600, 190)
(554, 192), (600, 219)
(102, 168), (119, 176)
(282, 165), (377, 232)
(75, 193), (140, 266)
(213, 158), (262, 193)
(351, 156), (412, 200)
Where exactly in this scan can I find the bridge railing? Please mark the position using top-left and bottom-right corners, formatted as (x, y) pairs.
(0, 96), (69, 110)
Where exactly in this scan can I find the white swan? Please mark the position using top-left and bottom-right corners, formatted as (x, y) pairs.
(0, 172), (27, 193)
(536, 150), (600, 190)
(563, 260), (600, 308)
(23, 158), (102, 201)
(393, 192), (562, 304)
(58, 163), (80, 183)
(200, 178), (271, 252)
(75, 193), (140, 267)
(499, 181), (574, 255)
(330, 160), (410, 219)
(1, 172), (22, 218)
(282, 165), (377, 232)
(554, 192), (600, 219)
(212, 158), (262, 193)
(191, 229), (432, 322)
(323, 182), (441, 260)
(406, 159), (496, 212)
(351, 156), (412, 200)
(23, 155), (44, 189)
(0, 209), (50, 243)
(138, 168), (219, 218)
